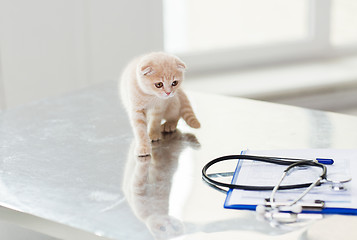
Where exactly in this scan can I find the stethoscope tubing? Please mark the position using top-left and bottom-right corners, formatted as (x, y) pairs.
(202, 155), (327, 191)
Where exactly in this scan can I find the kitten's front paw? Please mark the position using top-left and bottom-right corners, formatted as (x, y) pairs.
(135, 142), (152, 157)
(189, 118), (201, 129)
(149, 131), (161, 142)
(161, 121), (177, 133)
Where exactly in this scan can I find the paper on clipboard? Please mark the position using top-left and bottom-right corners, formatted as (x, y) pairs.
(224, 149), (357, 215)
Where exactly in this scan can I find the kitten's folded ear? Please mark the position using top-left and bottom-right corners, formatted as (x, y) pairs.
(176, 58), (186, 71)
(140, 65), (155, 76)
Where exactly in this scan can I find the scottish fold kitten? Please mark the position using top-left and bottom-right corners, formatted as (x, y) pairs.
(120, 52), (200, 156)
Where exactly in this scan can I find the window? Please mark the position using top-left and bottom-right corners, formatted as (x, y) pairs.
(331, 0), (357, 46)
(164, 0), (308, 54)
(163, 0), (357, 74)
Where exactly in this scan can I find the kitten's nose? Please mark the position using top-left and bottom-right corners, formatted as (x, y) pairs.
(165, 91), (171, 95)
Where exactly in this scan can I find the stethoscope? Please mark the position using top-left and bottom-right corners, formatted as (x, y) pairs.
(202, 155), (352, 225)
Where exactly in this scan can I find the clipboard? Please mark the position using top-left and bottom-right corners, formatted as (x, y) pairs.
(224, 149), (357, 215)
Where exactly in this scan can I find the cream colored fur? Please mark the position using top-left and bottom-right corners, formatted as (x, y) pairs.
(120, 52), (200, 156)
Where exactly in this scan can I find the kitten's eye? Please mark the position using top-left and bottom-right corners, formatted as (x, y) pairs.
(172, 80), (178, 86)
(155, 82), (163, 88)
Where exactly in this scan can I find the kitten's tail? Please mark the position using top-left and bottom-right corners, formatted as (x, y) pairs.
(178, 90), (201, 129)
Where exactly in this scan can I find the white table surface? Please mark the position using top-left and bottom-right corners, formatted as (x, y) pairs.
(1, 81), (357, 240)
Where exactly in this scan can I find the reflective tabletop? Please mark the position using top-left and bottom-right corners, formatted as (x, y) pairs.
(1, 81), (357, 240)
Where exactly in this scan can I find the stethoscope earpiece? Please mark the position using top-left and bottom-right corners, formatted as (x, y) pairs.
(325, 173), (352, 191)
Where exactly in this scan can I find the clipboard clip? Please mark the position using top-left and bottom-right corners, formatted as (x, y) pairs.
(263, 198), (325, 211)
(256, 199), (325, 226)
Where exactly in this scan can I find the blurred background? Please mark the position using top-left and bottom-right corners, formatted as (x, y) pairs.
(0, 0), (357, 116)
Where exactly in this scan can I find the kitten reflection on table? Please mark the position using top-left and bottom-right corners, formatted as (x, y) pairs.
(123, 130), (200, 240)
